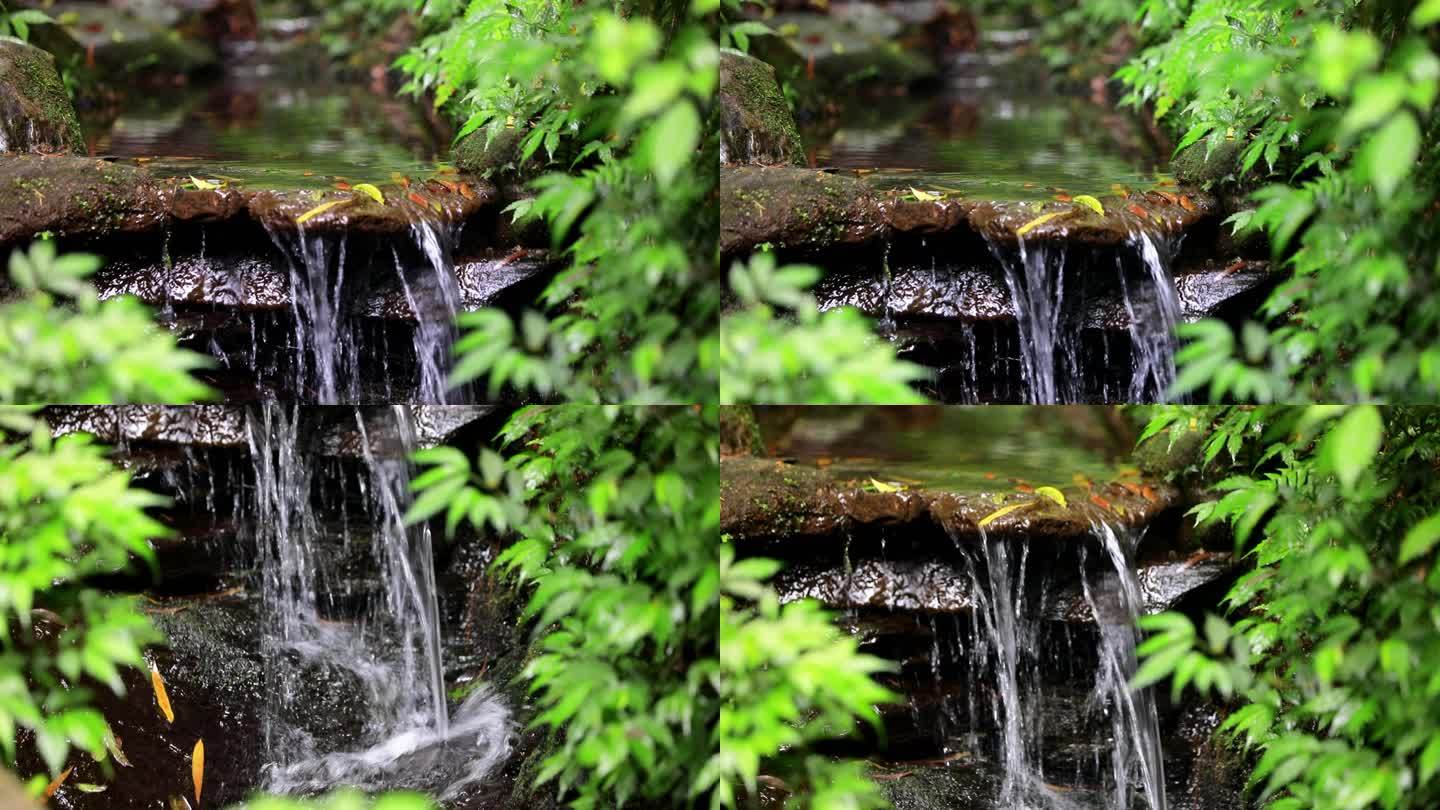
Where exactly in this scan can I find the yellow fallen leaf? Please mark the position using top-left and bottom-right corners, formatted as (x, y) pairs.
(1073, 195), (1104, 215)
(868, 477), (904, 493)
(45, 767), (72, 797)
(104, 730), (132, 767)
(908, 186), (944, 202)
(353, 183), (385, 204)
(1016, 211), (1063, 237)
(76, 784), (107, 793)
(151, 664), (175, 723)
(192, 739), (205, 805)
(188, 175), (220, 190)
(1035, 486), (1067, 508)
(295, 199), (346, 225)
(979, 501), (1032, 527)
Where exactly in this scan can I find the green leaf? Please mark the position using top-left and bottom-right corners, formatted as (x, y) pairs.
(1400, 512), (1440, 564)
(1363, 112), (1421, 200)
(1414, 0), (1440, 27)
(1034, 486), (1067, 507)
(1016, 211), (1063, 237)
(1073, 195), (1104, 215)
(1339, 74), (1407, 138)
(295, 199), (347, 225)
(643, 102), (700, 186)
(353, 183), (385, 204)
(1323, 405), (1383, 490)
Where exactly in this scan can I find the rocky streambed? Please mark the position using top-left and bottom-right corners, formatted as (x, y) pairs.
(724, 407), (1247, 809)
(16, 405), (544, 810)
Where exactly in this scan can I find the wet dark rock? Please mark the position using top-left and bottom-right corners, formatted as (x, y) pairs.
(44, 405), (494, 453)
(0, 155), (165, 244)
(720, 166), (1219, 258)
(720, 456), (1175, 545)
(720, 49), (806, 167)
(814, 257), (1273, 329)
(881, 763), (1000, 810)
(0, 38), (84, 154)
(720, 166), (887, 255)
(1172, 139), (1244, 188)
(0, 153), (500, 249)
(772, 553), (1233, 618)
(92, 249), (549, 319)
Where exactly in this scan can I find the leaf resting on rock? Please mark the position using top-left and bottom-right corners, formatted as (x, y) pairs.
(151, 664), (175, 723)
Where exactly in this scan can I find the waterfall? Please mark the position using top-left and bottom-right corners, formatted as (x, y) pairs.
(1118, 234), (1182, 403)
(989, 231), (1183, 404)
(268, 229), (360, 403)
(394, 221), (466, 404)
(246, 403), (511, 796)
(991, 238), (1077, 404)
(1079, 521), (1168, 810)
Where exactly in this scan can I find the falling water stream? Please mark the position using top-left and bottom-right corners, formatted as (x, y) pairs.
(245, 403), (511, 798)
(989, 232), (1183, 405)
(953, 523), (1167, 809)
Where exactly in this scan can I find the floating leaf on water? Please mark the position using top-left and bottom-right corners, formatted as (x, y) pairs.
(103, 730), (131, 767)
(1073, 195), (1104, 215)
(907, 186), (944, 202)
(295, 199), (346, 225)
(76, 784), (107, 793)
(979, 501), (1031, 527)
(187, 175), (220, 191)
(1016, 211), (1063, 237)
(45, 767), (72, 797)
(192, 739), (204, 805)
(1035, 486), (1067, 508)
(353, 183), (384, 204)
(151, 664), (175, 723)
(867, 477), (904, 493)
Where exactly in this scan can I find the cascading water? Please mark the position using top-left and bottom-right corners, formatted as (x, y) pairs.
(394, 221), (466, 404)
(1079, 522), (1167, 810)
(991, 238), (1077, 404)
(990, 230), (1184, 404)
(246, 403), (511, 798)
(269, 229), (361, 403)
(1117, 234), (1182, 403)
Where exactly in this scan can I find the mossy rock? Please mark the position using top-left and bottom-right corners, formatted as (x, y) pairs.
(453, 127), (547, 185)
(720, 405), (766, 456)
(720, 48), (805, 167)
(0, 37), (84, 154)
(1171, 138), (1243, 188)
(720, 165), (888, 256)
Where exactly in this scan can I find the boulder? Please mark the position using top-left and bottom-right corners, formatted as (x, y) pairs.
(0, 37), (84, 153)
(720, 48), (805, 167)
(721, 166), (887, 255)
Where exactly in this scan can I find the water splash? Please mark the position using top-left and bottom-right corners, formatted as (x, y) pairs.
(246, 403), (511, 796)
(1079, 521), (1168, 810)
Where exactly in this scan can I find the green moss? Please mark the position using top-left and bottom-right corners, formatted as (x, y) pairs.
(720, 48), (805, 166)
(0, 39), (84, 152)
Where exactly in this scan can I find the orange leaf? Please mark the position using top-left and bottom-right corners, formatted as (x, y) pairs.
(1015, 483), (1035, 493)
(984, 472), (996, 480)
(192, 739), (205, 805)
(1179, 195), (1196, 211)
(1120, 482), (1142, 496)
(1140, 485), (1158, 503)
(151, 665), (174, 723)
(334, 181), (352, 191)
(1126, 203), (1148, 217)
(45, 767), (72, 797)
(1090, 493), (1112, 511)
(1053, 193), (1072, 202)
(458, 183), (475, 200)
(407, 192), (428, 206)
